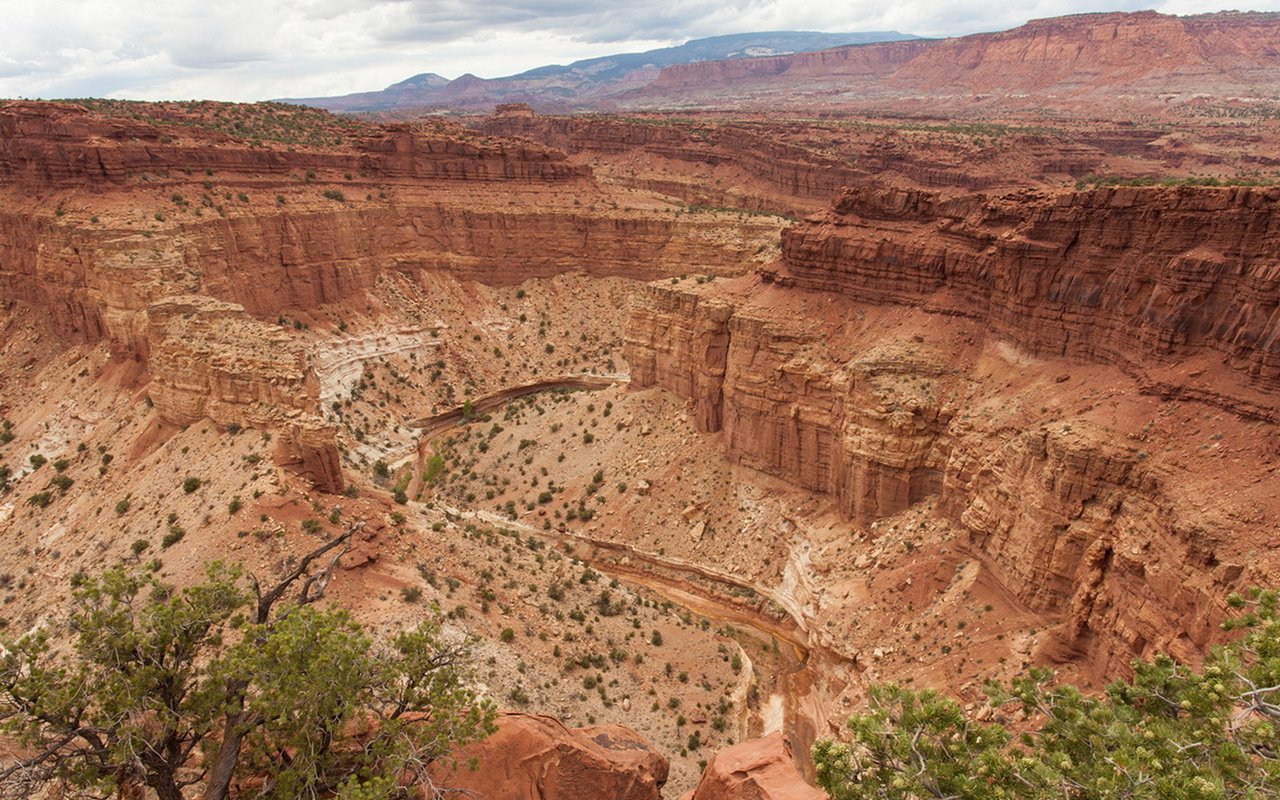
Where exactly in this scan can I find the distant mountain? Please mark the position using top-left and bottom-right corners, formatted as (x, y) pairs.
(617, 10), (1280, 115)
(281, 31), (919, 113)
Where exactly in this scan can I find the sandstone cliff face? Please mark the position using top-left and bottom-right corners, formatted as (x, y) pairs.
(480, 114), (866, 212)
(939, 420), (1233, 677)
(680, 734), (825, 800)
(625, 183), (1280, 679)
(478, 113), (1096, 213)
(144, 296), (343, 492)
(782, 185), (1280, 397)
(648, 40), (929, 91)
(888, 11), (1280, 95)
(0, 102), (586, 189)
(627, 283), (964, 523)
(0, 200), (773, 352)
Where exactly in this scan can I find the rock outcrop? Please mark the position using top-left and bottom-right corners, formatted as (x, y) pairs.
(479, 112), (1116, 215)
(627, 282), (967, 523)
(0, 101), (586, 189)
(680, 735), (825, 800)
(144, 295), (343, 492)
(430, 712), (668, 800)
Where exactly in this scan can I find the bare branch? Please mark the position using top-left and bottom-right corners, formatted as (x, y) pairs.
(253, 522), (363, 624)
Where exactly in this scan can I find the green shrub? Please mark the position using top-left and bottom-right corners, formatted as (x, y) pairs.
(161, 526), (185, 549)
(27, 492), (52, 508)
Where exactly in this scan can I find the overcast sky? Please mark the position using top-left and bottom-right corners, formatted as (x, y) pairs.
(1, 0), (1272, 102)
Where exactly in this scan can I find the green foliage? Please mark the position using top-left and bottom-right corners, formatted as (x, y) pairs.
(814, 588), (1280, 799)
(0, 552), (495, 799)
(58, 98), (374, 148)
(1074, 173), (1277, 190)
(25, 491), (52, 508)
(161, 525), (185, 548)
(423, 453), (446, 484)
(182, 476), (201, 493)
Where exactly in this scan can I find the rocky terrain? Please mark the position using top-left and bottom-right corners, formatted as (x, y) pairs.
(2, 57), (1280, 800)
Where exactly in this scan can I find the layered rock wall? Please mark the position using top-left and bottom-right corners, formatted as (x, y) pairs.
(0, 102), (586, 189)
(144, 296), (343, 492)
(628, 11), (1280, 112)
(782, 186), (1280, 393)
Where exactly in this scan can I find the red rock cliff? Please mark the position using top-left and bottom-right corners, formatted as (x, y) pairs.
(629, 11), (1280, 113)
(782, 185), (1280, 396)
(625, 183), (1280, 679)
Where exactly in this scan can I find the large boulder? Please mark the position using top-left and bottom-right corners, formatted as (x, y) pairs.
(429, 712), (668, 800)
(680, 734), (826, 800)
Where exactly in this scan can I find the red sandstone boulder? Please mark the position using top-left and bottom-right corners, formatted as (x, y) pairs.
(680, 734), (826, 800)
(429, 712), (668, 800)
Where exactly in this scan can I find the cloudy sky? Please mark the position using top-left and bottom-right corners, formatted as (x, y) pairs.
(1, 0), (1272, 102)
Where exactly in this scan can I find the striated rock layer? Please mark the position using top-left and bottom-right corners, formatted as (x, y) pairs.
(0, 101), (586, 189)
(626, 11), (1280, 115)
(782, 185), (1280, 396)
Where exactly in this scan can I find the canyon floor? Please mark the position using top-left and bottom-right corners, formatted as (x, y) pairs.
(1, 96), (1279, 797)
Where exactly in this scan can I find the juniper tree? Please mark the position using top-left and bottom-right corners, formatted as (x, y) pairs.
(814, 589), (1280, 799)
(0, 523), (495, 800)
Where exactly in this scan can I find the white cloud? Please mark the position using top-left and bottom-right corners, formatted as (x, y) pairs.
(0, 0), (1270, 101)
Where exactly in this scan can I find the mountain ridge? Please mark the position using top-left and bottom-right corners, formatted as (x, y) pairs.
(281, 30), (918, 113)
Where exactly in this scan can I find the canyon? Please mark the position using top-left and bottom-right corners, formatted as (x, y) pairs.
(3, 18), (1280, 795)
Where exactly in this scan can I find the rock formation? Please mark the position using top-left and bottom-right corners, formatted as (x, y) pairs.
(429, 712), (668, 800)
(680, 735), (825, 800)
(782, 185), (1280, 396)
